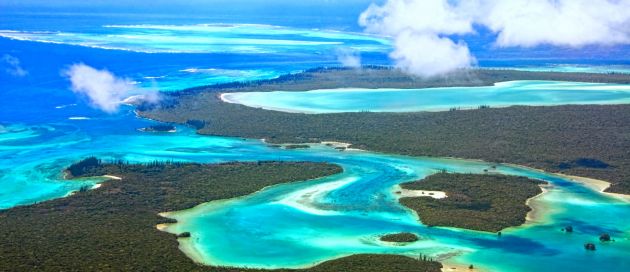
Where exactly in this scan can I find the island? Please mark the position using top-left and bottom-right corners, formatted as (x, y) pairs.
(139, 67), (630, 195)
(284, 144), (311, 149)
(379, 232), (420, 243)
(0, 158), (442, 272)
(138, 124), (177, 133)
(310, 254), (441, 272)
(399, 173), (546, 232)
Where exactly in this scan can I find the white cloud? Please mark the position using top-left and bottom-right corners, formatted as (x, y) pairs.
(336, 48), (362, 68)
(2, 54), (28, 77)
(390, 31), (474, 77)
(360, 0), (630, 77)
(477, 0), (630, 47)
(64, 63), (159, 113)
(359, 0), (473, 35)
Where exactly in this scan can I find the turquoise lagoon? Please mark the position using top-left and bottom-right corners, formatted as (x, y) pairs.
(3, 117), (630, 271)
(0, 24), (390, 54)
(159, 145), (630, 271)
(221, 80), (630, 113)
(2, 14), (630, 272)
(2, 77), (630, 271)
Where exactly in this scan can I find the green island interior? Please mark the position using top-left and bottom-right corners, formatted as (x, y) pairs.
(398, 173), (546, 232)
(141, 68), (630, 194)
(0, 160), (438, 272)
(379, 232), (421, 243)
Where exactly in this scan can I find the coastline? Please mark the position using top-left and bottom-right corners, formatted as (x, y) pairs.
(152, 173), (345, 265)
(441, 260), (488, 272)
(156, 212), (210, 265)
(141, 95), (630, 202)
(219, 91), (509, 114)
(142, 154), (621, 271)
(219, 92), (318, 114)
(216, 81), (630, 115)
(137, 102), (630, 270)
(102, 175), (122, 180)
(320, 141), (352, 149)
(524, 185), (551, 223)
(177, 235), (208, 266)
(554, 172), (630, 201)
(392, 185), (447, 199)
(505, 163), (630, 202)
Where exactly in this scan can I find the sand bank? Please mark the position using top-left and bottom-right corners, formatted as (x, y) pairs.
(321, 141), (352, 149)
(400, 189), (447, 199)
(556, 173), (630, 201)
(505, 163), (630, 202)
(441, 261), (487, 272)
(276, 177), (356, 216)
(392, 185), (447, 199)
(155, 223), (169, 231)
(102, 175), (122, 180)
(524, 185), (551, 223)
(177, 235), (208, 265)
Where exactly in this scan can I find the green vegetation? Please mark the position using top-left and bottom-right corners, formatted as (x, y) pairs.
(285, 144), (311, 149)
(139, 124), (176, 132)
(0, 160), (441, 272)
(379, 232), (420, 243)
(65, 156), (101, 178)
(309, 254), (441, 272)
(185, 119), (206, 130)
(558, 158), (610, 170)
(140, 68), (630, 194)
(0, 161), (333, 271)
(399, 173), (546, 232)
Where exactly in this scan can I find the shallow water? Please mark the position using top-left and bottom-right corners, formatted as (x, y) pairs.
(1, 11), (629, 272)
(0, 24), (390, 54)
(159, 145), (630, 271)
(221, 80), (630, 113)
(2, 113), (629, 271)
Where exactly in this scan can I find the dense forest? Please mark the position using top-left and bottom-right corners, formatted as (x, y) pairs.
(0, 160), (443, 272)
(309, 254), (441, 272)
(140, 68), (630, 194)
(379, 232), (420, 243)
(399, 173), (546, 232)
